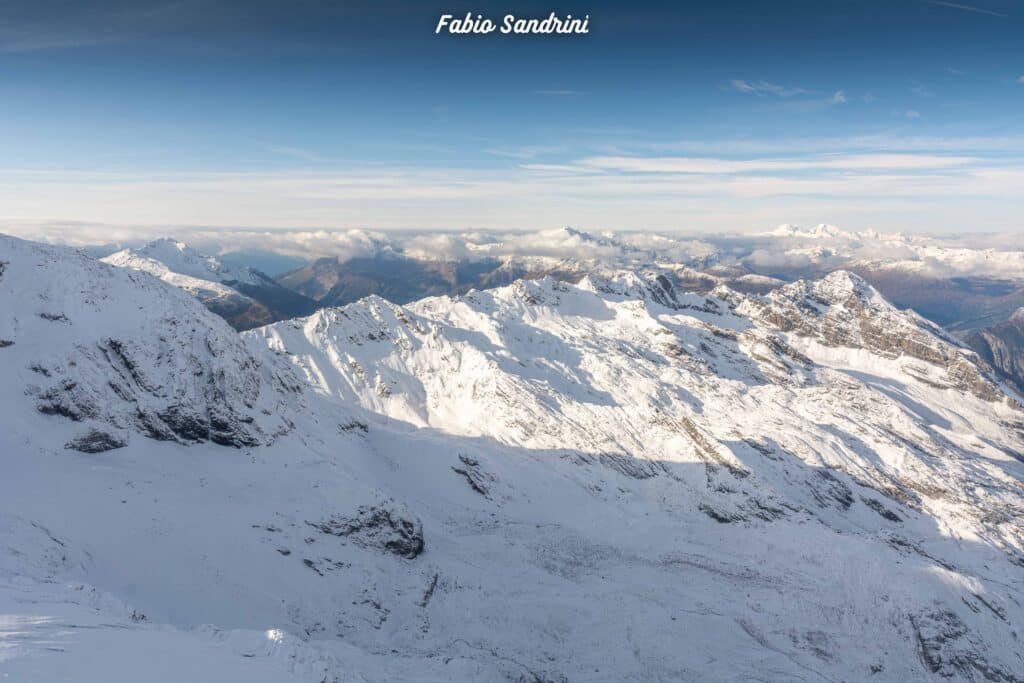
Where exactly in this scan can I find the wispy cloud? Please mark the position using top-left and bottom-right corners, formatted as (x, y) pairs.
(831, 90), (848, 104)
(911, 83), (934, 97)
(0, 27), (126, 52)
(0, 156), (1019, 234)
(572, 154), (978, 174)
(1017, 75), (1024, 84)
(261, 144), (322, 162)
(533, 90), (585, 96)
(0, 2), (190, 53)
(484, 145), (567, 160)
(905, 110), (921, 119)
(727, 80), (808, 97)
(627, 134), (1024, 155)
(927, 0), (1007, 17)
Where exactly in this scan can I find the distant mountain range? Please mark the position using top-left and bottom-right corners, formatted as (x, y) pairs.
(96, 227), (1024, 398)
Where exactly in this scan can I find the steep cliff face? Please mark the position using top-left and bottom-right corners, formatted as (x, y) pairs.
(965, 308), (1024, 397)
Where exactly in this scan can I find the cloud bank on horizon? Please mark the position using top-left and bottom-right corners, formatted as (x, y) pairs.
(6, 222), (1024, 284)
(0, 0), (1020, 233)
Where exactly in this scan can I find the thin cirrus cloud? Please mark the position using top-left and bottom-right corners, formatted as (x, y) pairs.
(0, 160), (1019, 233)
(624, 134), (1024, 154)
(567, 154), (979, 174)
(926, 0), (1008, 17)
(727, 80), (809, 97)
(261, 144), (324, 162)
(484, 145), (568, 160)
(727, 81), (848, 110)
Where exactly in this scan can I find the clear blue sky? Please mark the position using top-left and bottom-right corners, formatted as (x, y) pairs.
(1, 0), (1022, 234)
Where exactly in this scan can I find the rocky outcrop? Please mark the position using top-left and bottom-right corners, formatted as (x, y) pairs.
(307, 505), (424, 559)
(910, 608), (1022, 682)
(65, 429), (127, 453)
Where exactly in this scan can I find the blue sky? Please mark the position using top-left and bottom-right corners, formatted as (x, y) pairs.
(0, 0), (1022, 234)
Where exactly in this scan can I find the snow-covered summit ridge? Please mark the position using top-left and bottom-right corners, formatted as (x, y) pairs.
(103, 237), (270, 286)
(254, 265), (1022, 528)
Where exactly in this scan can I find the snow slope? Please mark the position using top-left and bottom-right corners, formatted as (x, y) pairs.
(102, 238), (317, 330)
(103, 238), (270, 288)
(3, 233), (1024, 681)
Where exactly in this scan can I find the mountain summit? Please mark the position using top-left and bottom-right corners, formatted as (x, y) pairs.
(103, 239), (317, 329)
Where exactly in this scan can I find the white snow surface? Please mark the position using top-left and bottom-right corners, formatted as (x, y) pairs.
(2, 233), (1024, 681)
(101, 238), (269, 306)
(103, 238), (267, 286)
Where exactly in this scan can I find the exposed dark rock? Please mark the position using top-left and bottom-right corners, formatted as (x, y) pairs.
(680, 416), (748, 478)
(698, 503), (744, 523)
(742, 437), (783, 461)
(563, 450), (669, 479)
(452, 454), (493, 497)
(963, 593), (1008, 623)
(64, 430), (126, 453)
(748, 498), (788, 521)
(36, 380), (97, 422)
(38, 312), (69, 323)
(861, 496), (902, 522)
(100, 338), (156, 393)
(0, 339), (13, 348)
(338, 420), (368, 433)
(910, 608), (1022, 682)
(419, 572), (439, 608)
(307, 505), (424, 559)
(157, 406), (211, 442)
(886, 535), (956, 571)
(809, 469), (854, 510)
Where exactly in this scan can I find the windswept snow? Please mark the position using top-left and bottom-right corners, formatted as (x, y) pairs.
(2, 233), (1024, 681)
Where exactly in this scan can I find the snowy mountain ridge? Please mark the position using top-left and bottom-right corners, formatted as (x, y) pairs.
(2, 233), (1024, 681)
(102, 238), (317, 330)
(103, 238), (271, 287)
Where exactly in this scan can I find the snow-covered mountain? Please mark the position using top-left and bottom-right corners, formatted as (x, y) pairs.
(104, 238), (270, 286)
(103, 239), (317, 330)
(274, 227), (721, 308)
(3, 233), (1024, 681)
